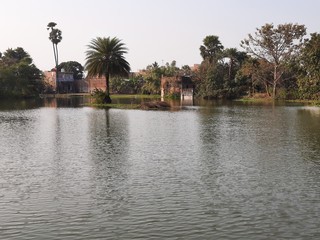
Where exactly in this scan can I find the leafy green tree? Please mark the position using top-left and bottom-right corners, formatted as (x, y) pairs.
(297, 32), (320, 99)
(110, 75), (143, 94)
(223, 48), (247, 83)
(130, 75), (144, 94)
(197, 35), (226, 98)
(162, 60), (179, 77)
(181, 65), (191, 75)
(220, 48), (248, 98)
(1, 47), (32, 66)
(141, 76), (160, 95)
(197, 36), (249, 99)
(238, 57), (273, 96)
(197, 63), (226, 98)
(140, 62), (161, 94)
(110, 76), (127, 93)
(85, 37), (130, 103)
(57, 61), (84, 80)
(0, 48), (43, 97)
(241, 23), (306, 98)
(146, 62), (162, 79)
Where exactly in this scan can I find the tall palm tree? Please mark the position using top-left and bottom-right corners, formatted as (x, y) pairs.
(85, 37), (130, 103)
(47, 22), (62, 93)
(200, 35), (224, 64)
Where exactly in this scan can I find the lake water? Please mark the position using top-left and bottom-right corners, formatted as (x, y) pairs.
(1, 97), (320, 239)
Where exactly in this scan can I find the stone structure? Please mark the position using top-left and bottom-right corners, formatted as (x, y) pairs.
(161, 75), (194, 100)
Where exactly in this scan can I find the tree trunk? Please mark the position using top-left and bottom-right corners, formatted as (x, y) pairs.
(264, 82), (271, 97)
(272, 83), (277, 99)
(103, 95), (112, 103)
(228, 60), (232, 82)
(52, 43), (59, 93)
(104, 72), (112, 103)
(272, 65), (278, 99)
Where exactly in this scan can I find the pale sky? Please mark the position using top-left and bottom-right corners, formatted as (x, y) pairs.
(0, 0), (319, 72)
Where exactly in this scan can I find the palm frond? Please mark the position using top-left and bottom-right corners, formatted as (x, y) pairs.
(85, 37), (130, 77)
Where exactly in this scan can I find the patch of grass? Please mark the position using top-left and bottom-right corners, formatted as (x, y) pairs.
(286, 99), (320, 105)
(110, 94), (161, 99)
(88, 98), (173, 110)
(90, 103), (141, 109)
(41, 93), (91, 98)
(236, 97), (274, 102)
(238, 97), (320, 106)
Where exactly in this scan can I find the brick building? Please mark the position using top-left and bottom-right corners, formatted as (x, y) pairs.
(44, 70), (106, 93)
(86, 75), (106, 93)
(44, 71), (75, 93)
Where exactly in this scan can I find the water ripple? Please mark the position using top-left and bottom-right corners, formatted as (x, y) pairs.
(1, 106), (320, 239)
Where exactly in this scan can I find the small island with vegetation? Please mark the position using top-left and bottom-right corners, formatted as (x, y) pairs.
(0, 22), (319, 108)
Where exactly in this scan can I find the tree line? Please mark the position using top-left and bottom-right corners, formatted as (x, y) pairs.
(93, 22), (320, 101)
(0, 22), (319, 101)
(0, 47), (44, 97)
(131, 23), (319, 100)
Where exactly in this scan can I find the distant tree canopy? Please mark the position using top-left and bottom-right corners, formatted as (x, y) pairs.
(0, 47), (44, 97)
(110, 75), (143, 94)
(193, 23), (318, 100)
(200, 35), (224, 63)
(101, 23), (319, 101)
(109, 59), (195, 96)
(57, 61), (84, 80)
(241, 23), (307, 98)
(0, 22), (318, 100)
(297, 33), (320, 99)
(139, 60), (186, 95)
(196, 35), (249, 99)
(88, 22), (319, 101)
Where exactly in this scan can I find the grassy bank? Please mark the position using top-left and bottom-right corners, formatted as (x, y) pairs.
(236, 97), (274, 102)
(88, 94), (162, 109)
(90, 100), (172, 110)
(90, 103), (141, 109)
(41, 93), (160, 99)
(110, 94), (161, 99)
(237, 97), (320, 106)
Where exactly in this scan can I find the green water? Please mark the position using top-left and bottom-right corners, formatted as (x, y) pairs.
(0, 97), (320, 239)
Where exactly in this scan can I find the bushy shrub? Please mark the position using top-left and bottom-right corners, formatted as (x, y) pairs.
(91, 88), (108, 104)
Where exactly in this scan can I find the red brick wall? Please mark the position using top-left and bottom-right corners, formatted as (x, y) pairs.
(87, 75), (107, 93)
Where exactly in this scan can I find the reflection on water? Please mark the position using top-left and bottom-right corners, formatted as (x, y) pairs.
(296, 107), (320, 164)
(43, 96), (90, 108)
(0, 99), (320, 239)
(0, 98), (43, 110)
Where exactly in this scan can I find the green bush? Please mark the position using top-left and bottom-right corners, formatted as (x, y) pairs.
(91, 88), (108, 104)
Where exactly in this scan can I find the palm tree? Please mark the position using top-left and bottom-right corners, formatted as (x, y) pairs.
(200, 35), (224, 64)
(47, 22), (62, 93)
(85, 37), (130, 103)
